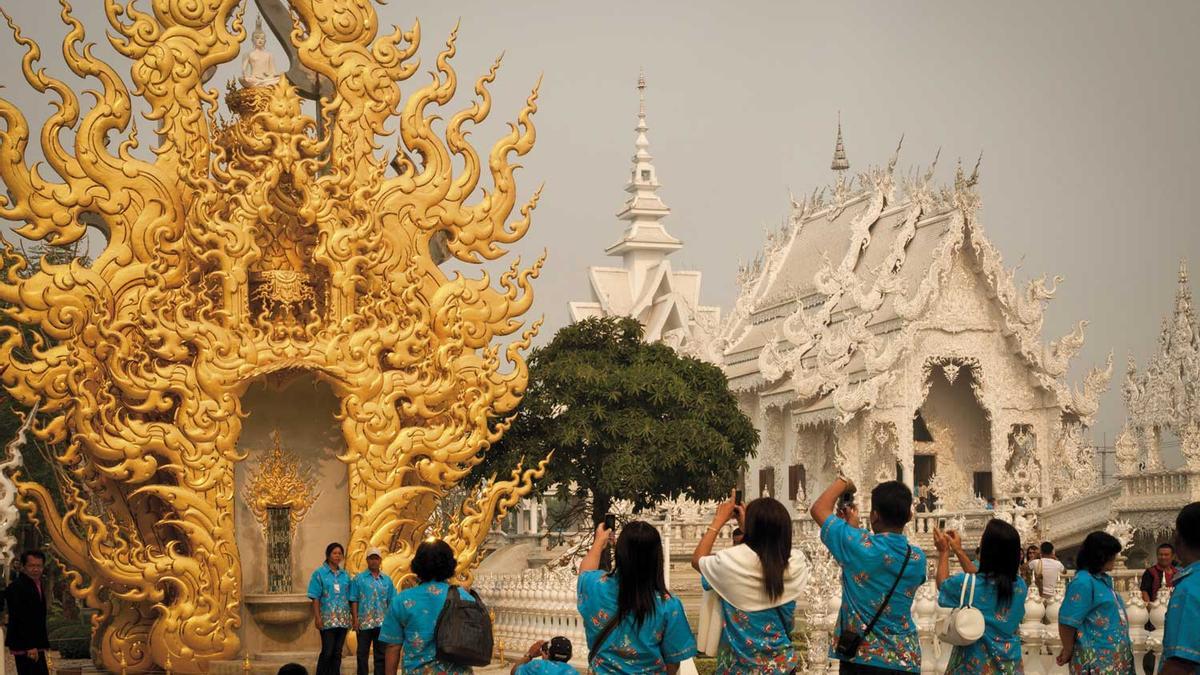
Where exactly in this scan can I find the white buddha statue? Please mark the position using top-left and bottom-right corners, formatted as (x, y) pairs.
(240, 17), (280, 88)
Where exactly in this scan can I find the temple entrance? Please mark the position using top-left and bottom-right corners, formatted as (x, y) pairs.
(234, 373), (348, 657)
(916, 361), (992, 511)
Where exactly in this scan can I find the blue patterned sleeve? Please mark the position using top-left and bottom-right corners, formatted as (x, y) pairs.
(1057, 574), (1094, 630)
(306, 568), (322, 601)
(1163, 582), (1200, 664)
(659, 596), (699, 663)
(378, 591), (406, 645)
(938, 572), (966, 609)
(576, 570), (603, 616)
(348, 573), (360, 604)
(820, 513), (868, 566)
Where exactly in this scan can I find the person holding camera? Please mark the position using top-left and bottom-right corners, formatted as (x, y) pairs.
(934, 520), (1026, 674)
(511, 636), (575, 674)
(577, 519), (697, 674)
(810, 477), (926, 674)
(692, 492), (809, 674)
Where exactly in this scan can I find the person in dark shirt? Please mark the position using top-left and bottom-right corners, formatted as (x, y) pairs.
(1141, 542), (1180, 674)
(4, 550), (50, 675)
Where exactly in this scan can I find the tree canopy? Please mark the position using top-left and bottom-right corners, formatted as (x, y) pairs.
(471, 316), (758, 525)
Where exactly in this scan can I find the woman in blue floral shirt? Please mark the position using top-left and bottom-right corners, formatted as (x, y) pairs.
(379, 539), (477, 674)
(692, 494), (808, 674)
(308, 542), (352, 675)
(1056, 531), (1134, 674)
(577, 520), (697, 674)
(934, 520), (1027, 674)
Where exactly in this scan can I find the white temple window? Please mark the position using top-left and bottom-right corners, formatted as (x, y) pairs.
(759, 466), (775, 498)
(787, 464), (806, 501)
(641, 169), (651, 181)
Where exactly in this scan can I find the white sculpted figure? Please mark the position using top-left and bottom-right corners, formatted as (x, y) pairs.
(240, 17), (280, 88)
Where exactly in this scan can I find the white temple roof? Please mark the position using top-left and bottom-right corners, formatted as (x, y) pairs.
(720, 148), (1112, 424)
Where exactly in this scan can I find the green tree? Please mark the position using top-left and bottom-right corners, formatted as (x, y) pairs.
(472, 316), (758, 526)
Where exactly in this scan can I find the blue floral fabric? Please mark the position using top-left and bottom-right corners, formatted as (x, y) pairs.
(1058, 570), (1133, 675)
(576, 569), (697, 674)
(513, 659), (577, 674)
(378, 581), (475, 674)
(350, 570), (395, 630)
(1162, 562), (1200, 670)
(306, 563), (352, 629)
(699, 575), (798, 674)
(820, 514), (927, 673)
(938, 573), (1027, 674)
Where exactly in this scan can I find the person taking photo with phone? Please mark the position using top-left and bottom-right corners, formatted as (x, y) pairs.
(577, 519), (697, 674)
(810, 477), (926, 674)
(692, 491), (809, 674)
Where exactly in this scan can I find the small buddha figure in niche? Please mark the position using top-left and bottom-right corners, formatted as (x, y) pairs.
(240, 17), (280, 88)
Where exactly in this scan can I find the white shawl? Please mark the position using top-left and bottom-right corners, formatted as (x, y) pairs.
(696, 544), (810, 656)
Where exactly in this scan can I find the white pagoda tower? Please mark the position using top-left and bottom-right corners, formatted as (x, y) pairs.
(568, 72), (720, 360)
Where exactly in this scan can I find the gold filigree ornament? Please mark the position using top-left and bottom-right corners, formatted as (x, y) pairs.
(0, 1), (550, 670)
(242, 431), (319, 530)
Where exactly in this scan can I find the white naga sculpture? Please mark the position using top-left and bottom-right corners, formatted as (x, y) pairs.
(0, 403), (37, 570)
(240, 17), (281, 88)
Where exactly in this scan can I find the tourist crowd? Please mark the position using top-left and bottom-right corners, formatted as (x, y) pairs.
(11, 479), (1200, 674)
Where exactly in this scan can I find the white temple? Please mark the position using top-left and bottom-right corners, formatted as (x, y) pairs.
(719, 129), (1115, 523)
(568, 72), (720, 361)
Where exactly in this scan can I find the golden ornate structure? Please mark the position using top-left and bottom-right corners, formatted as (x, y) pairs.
(0, 1), (547, 670)
(242, 431), (319, 531)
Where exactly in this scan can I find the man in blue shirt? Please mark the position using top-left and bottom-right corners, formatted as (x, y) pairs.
(1161, 501), (1200, 675)
(810, 477), (926, 674)
(350, 547), (396, 675)
(510, 636), (576, 674)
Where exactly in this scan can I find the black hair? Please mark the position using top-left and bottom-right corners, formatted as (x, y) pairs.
(977, 519), (1021, 609)
(1159, 542), (1176, 552)
(870, 481), (914, 529)
(1076, 531), (1122, 575)
(743, 497), (792, 601)
(1178, 502), (1200, 551)
(277, 665), (308, 675)
(1040, 541), (1054, 555)
(20, 550), (45, 565)
(731, 527), (744, 538)
(613, 520), (667, 628)
(547, 636), (572, 662)
(324, 542), (344, 561)
(411, 539), (457, 583)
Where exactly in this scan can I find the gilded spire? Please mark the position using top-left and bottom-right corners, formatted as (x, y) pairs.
(830, 112), (850, 172)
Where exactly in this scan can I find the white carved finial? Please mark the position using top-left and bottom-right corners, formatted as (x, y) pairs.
(831, 112), (850, 172)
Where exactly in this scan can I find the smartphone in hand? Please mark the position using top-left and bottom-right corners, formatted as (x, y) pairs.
(734, 490), (743, 506)
(604, 513), (616, 532)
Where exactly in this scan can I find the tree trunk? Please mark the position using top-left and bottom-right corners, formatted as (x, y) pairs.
(592, 491), (614, 571)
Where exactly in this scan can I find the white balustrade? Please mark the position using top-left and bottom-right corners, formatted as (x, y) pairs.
(475, 568), (589, 669)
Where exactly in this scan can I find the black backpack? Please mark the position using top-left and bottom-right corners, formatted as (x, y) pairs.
(433, 584), (493, 667)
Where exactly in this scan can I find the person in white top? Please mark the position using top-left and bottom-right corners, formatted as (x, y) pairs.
(1033, 541), (1065, 598)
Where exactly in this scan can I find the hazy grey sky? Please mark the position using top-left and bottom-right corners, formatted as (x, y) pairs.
(2, 1), (1198, 453)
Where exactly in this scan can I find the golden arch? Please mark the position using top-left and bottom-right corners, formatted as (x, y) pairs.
(0, 1), (546, 670)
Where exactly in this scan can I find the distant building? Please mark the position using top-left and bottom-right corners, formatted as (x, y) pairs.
(720, 128), (1113, 526)
(568, 72), (720, 361)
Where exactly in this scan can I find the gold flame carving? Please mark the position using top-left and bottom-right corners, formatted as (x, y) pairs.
(242, 431), (319, 530)
(0, 1), (548, 670)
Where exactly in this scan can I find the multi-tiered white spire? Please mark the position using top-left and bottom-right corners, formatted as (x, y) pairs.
(607, 70), (681, 291)
(570, 70), (720, 358)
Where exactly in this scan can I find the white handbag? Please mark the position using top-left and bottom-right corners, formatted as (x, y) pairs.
(938, 573), (986, 647)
